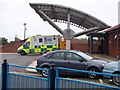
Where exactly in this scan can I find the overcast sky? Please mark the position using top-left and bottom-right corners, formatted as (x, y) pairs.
(0, 0), (119, 42)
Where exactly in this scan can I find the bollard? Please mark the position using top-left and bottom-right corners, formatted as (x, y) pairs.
(50, 63), (56, 90)
(2, 59), (7, 90)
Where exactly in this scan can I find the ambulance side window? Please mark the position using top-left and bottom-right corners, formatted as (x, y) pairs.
(44, 37), (52, 44)
(39, 38), (43, 42)
(47, 38), (52, 44)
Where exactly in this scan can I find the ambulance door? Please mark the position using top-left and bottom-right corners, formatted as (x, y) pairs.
(34, 37), (41, 53)
(23, 42), (30, 54)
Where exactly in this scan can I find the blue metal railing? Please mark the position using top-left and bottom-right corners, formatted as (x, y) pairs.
(6, 64), (50, 89)
(56, 67), (120, 77)
(56, 77), (119, 89)
(8, 73), (48, 88)
(56, 67), (120, 90)
(2, 62), (120, 90)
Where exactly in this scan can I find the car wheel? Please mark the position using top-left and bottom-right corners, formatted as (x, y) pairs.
(88, 67), (99, 79)
(21, 51), (26, 55)
(41, 66), (49, 77)
(112, 72), (120, 85)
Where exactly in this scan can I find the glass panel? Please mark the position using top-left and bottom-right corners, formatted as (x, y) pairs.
(44, 37), (52, 44)
(50, 52), (64, 60)
(39, 38), (43, 42)
(23, 42), (30, 49)
(66, 53), (81, 61)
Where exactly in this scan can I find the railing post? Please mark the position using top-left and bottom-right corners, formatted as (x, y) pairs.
(50, 63), (56, 90)
(2, 59), (7, 90)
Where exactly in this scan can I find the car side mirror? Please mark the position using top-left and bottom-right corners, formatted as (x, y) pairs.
(79, 59), (85, 62)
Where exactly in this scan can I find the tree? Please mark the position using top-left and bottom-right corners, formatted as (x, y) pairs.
(0, 37), (9, 45)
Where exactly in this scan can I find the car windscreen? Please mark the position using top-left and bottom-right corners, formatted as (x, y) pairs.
(76, 51), (93, 60)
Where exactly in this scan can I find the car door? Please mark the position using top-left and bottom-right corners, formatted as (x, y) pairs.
(47, 52), (66, 67)
(64, 52), (88, 70)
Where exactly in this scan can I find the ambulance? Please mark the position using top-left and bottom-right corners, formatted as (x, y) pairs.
(17, 35), (66, 55)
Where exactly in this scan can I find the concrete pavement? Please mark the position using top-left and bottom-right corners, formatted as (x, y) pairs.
(26, 61), (37, 72)
(93, 54), (117, 62)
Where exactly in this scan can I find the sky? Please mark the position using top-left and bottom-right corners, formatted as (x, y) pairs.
(0, 0), (119, 42)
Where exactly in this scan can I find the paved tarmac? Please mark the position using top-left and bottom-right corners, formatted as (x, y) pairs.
(1, 53), (39, 72)
(1, 53), (38, 65)
(0, 53), (119, 88)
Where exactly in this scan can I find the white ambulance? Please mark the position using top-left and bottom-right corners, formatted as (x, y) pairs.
(17, 35), (66, 55)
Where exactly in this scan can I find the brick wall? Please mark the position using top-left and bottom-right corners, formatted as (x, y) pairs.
(71, 39), (88, 52)
(1, 41), (24, 53)
(1, 39), (89, 53)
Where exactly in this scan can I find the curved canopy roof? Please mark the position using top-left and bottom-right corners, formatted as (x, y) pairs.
(30, 3), (109, 30)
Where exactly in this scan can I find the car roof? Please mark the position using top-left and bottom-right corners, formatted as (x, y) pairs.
(48, 50), (81, 54)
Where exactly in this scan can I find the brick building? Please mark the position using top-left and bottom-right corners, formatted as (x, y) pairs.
(88, 24), (120, 57)
(105, 24), (120, 57)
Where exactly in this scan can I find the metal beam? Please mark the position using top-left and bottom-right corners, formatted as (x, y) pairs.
(67, 11), (70, 32)
(73, 26), (110, 38)
(73, 27), (99, 37)
(38, 10), (64, 35)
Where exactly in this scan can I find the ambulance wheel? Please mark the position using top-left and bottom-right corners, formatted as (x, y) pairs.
(20, 51), (26, 55)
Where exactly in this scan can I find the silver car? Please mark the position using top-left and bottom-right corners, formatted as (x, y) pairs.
(102, 60), (120, 85)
